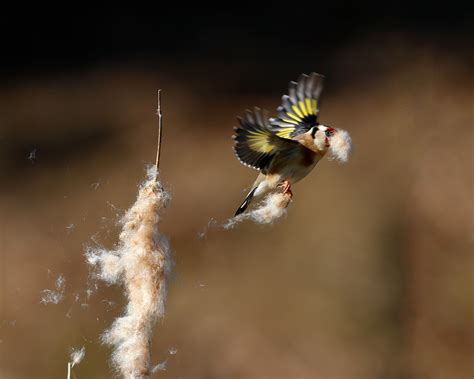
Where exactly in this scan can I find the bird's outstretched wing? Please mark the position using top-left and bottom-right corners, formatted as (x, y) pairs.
(233, 107), (300, 172)
(270, 72), (324, 139)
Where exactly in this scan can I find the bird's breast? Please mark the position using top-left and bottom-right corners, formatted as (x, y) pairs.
(301, 148), (317, 167)
(277, 150), (320, 184)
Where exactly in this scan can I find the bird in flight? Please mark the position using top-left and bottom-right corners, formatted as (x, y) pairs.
(233, 72), (352, 216)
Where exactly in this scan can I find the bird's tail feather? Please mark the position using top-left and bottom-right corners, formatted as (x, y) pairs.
(235, 187), (257, 216)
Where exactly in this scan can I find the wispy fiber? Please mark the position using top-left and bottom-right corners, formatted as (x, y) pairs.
(67, 346), (85, 379)
(40, 274), (66, 305)
(86, 166), (173, 378)
(328, 128), (352, 163)
(224, 191), (292, 228)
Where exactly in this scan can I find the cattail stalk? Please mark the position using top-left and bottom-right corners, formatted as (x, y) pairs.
(155, 89), (163, 168)
(86, 91), (172, 378)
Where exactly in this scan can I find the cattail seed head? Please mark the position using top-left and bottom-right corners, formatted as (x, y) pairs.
(86, 166), (173, 379)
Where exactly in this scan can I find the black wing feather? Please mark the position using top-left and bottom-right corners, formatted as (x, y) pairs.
(269, 72), (325, 139)
(233, 108), (299, 172)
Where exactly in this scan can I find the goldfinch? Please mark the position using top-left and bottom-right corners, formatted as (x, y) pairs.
(233, 72), (352, 216)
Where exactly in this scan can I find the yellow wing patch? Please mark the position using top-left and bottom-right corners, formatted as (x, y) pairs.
(234, 108), (301, 171)
(270, 73), (324, 139)
(288, 98), (318, 122)
(299, 101), (308, 116)
(275, 128), (293, 139)
(247, 130), (273, 153)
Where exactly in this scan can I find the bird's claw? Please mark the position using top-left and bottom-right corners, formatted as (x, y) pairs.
(278, 180), (293, 197)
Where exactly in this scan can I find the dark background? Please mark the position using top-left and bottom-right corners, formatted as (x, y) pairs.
(0, 5), (473, 379)
(1, 4), (472, 81)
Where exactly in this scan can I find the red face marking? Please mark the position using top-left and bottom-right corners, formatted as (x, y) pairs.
(324, 128), (336, 147)
(325, 128), (336, 137)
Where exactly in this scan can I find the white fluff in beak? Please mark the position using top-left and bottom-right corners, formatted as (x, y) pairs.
(329, 129), (352, 163)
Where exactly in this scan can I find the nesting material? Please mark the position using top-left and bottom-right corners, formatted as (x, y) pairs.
(70, 346), (86, 368)
(224, 191), (292, 228)
(67, 346), (85, 379)
(40, 274), (66, 305)
(329, 128), (352, 163)
(86, 166), (173, 379)
(151, 360), (168, 374)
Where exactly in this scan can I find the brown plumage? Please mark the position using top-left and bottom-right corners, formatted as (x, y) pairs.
(233, 73), (351, 216)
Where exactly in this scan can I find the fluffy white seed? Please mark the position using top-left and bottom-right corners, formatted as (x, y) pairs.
(86, 166), (173, 378)
(40, 274), (66, 305)
(70, 346), (86, 368)
(224, 191), (292, 228)
(329, 129), (352, 163)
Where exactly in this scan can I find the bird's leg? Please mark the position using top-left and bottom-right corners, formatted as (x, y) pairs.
(278, 180), (293, 197)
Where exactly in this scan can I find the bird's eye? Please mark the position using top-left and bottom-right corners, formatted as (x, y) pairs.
(325, 129), (335, 137)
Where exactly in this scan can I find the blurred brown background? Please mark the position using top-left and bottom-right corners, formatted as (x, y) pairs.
(0, 4), (473, 379)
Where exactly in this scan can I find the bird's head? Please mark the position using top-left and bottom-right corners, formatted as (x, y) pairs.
(309, 124), (352, 162)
